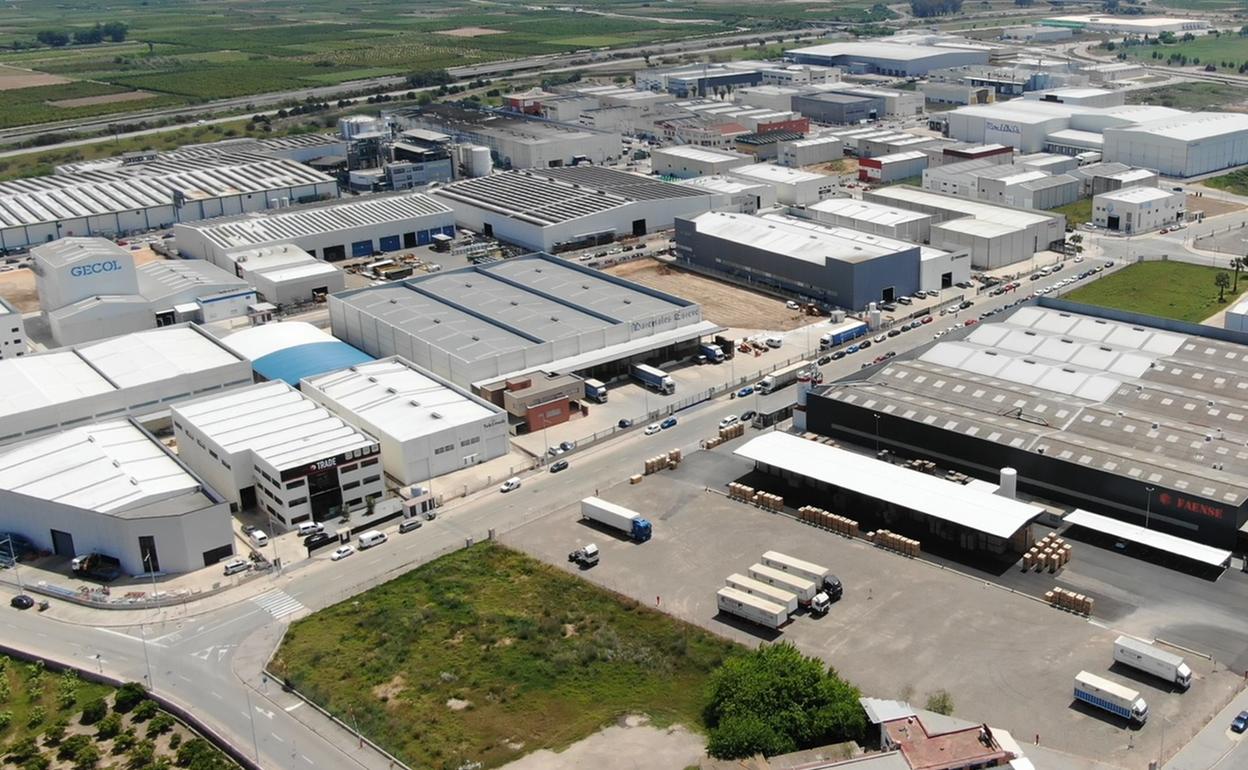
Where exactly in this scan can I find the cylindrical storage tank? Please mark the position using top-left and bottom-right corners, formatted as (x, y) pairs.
(868, 308), (882, 330)
(997, 467), (1017, 499)
(469, 146), (492, 178)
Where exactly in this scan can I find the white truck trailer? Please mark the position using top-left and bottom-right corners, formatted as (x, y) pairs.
(716, 587), (787, 630)
(1074, 671), (1148, 724)
(580, 497), (653, 542)
(761, 551), (842, 601)
(748, 564), (818, 605)
(1113, 636), (1192, 689)
(757, 362), (811, 395)
(726, 573), (799, 615)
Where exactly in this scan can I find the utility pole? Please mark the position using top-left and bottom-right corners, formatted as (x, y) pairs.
(1145, 486), (1155, 529)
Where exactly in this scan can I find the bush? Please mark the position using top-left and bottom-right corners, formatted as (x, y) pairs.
(80, 698), (108, 725)
(146, 712), (174, 738)
(131, 699), (159, 722)
(168, 732), (182, 749)
(96, 712), (123, 740)
(175, 737), (231, 769)
(72, 743), (100, 770)
(57, 734), (91, 761)
(925, 690), (954, 715)
(0, 709), (12, 730)
(125, 739), (156, 769)
(114, 682), (147, 713)
(706, 713), (789, 758)
(113, 728), (137, 754)
(42, 719), (68, 745)
(6, 736), (39, 763)
(21, 752), (50, 770)
(26, 705), (46, 728)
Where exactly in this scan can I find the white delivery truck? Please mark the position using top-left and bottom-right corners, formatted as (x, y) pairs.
(748, 563), (829, 615)
(580, 497), (653, 542)
(1073, 671), (1148, 724)
(716, 587), (787, 630)
(761, 551), (843, 602)
(1113, 636), (1192, 689)
(725, 573), (799, 615)
(757, 362), (811, 395)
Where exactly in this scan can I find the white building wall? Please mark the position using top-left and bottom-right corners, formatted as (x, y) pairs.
(920, 250), (972, 292)
(0, 310), (26, 359)
(1092, 190), (1185, 234)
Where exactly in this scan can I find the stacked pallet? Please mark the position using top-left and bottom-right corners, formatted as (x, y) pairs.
(703, 436), (725, 450)
(868, 529), (920, 556)
(629, 474), (643, 485)
(1021, 534), (1072, 573)
(719, 423), (745, 441)
(1045, 586), (1094, 616)
(644, 451), (679, 475)
(728, 482), (755, 501)
(797, 506), (860, 537)
(756, 492), (784, 511)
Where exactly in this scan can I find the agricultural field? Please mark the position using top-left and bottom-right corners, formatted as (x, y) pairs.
(1064, 261), (1247, 323)
(270, 542), (742, 770)
(1115, 32), (1248, 71)
(1126, 81), (1248, 112)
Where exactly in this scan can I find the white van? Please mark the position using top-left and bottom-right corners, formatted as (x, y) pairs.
(247, 530), (269, 547)
(296, 521), (324, 536)
(764, 336), (783, 349)
(357, 530), (388, 549)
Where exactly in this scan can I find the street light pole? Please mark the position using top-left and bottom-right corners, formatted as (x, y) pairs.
(1145, 486), (1155, 529)
(140, 553), (156, 688)
(244, 687), (261, 764)
(873, 413), (881, 453)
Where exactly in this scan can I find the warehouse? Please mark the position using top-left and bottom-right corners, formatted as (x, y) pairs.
(787, 42), (988, 77)
(1017, 152), (1078, 175)
(946, 101), (1089, 153)
(1082, 62), (1145, 84)
(1024, 87), (1124, 109)
(922, 82), (995, 107)
(172, 380), (384, 526)
(864, 186), (1066, 268)
(216, 243), (344, 307)
(650, 145), (754, 178)
(0, 323), (252, 447)
(858, 151), (928, 184)
(330, 252), (717, 388)
(223, 321), (374, 387)
(172, 193), (456, 265)
(1014, 174), (1081, 210)
(677, 176), (778, 214)
(432, 167), (722, 252)
(808, 85), (924, 118)
(808, 303), (1248, 550)
(0, 151), (337, 253)
(0, 297), (27, 360)
(1078, 165), (1158, 196)
(1092, 187), (1185, 234)
(673, 211), (921, 309)
(777, 135), (844, 168)
(1042, 15), (1209, 35)
(1002, 25), (1073, 43)
(302, 357), (509, 486)
(802, 198), (933, 243)
(1103, 113), (1248, 178)
(726, 163), (836, 206)
(733, 85), (804, 113)
(0, 419), (233, 575)
(792, 92), (883, 126)
(923, 159), (1007, 197)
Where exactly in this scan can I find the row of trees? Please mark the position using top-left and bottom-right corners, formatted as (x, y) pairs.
(909, 0), (963, 18)
(34, 22), (127, 48)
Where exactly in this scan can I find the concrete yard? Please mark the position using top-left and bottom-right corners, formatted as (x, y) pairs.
(502, 448), (1243, 768)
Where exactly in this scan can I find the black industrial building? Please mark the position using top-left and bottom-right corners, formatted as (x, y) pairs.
(792, 93), (883, 126)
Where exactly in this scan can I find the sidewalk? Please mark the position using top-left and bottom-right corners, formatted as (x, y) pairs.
(1163, 682), (1248, 770)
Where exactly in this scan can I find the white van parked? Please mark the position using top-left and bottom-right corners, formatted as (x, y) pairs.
(357, 530), (388, 549)
(764, 336), (783, 349)
(247, 530), (269, 547)
(296, 521), (324, 536)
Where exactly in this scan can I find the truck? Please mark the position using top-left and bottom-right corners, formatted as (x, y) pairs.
(71, 552), (123, 582)
(761, 551), (843, 601)
(726, 573), (799, 615)
(758, 362), (814, 395)
(583, 378), (608, 403)
(631, 364), (674, 395)
(1073, 671), (1148, 724)
(581, 497), (653, 542)
(819, 320), (868, 350)
(748, 563), (830, 615)
(699, 343), (725, 364)
(568, 543), (599, 568)
(1113, 636), (1192, 689)
(717, 587), (788, 630)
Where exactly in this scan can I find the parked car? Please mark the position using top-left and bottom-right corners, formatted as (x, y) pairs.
(831, 350), (846, 360)
(719, 415), (739, 429)
(330, 546), (355, 561)
(880, 303), (897, 312)
(897, 296), (913, 305)
(644, 423), (662, 435)
(1232, 711), (1248, 733)
(959, 300), (973, 310)
(846, 344), (859, 354)
(886, 329), (901, 338)
(921, 316), (933, 324)
(785, 300), (800, 310)
(965, 319), (978, 326)
(859, 339), (872, 350)
(618, 418), (634, 429)
(223, 558), (251, 576)
(10, 594), (34, 610)
(817, 354), (832, 365)
(740, 410), (757, 422)
(500, 477), (522, 493)
(874, 334), (886, 343)
(660, 416), (678, 429)
(559, 440), (575, 452)
(296, 521), (324, 537)
(550, 459), (569, 473)
(304, 532), (334, 551)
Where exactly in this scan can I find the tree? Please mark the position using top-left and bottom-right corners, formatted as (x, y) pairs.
(1216, 271), (1231, 302)
(101, 21), (128, 42)
(79, 698), (107, 725)
(72, 744), (100, 770)
(42, 718), (68, 745)
(704, 643), (865, 759)
(114, 681), (147, 713)
(95, 712), (123, 740)
(1231, 257), (1245, 293)
(406, 69), (451, 89)
(73, 25), (104, 45)
(35, 30), (70, 47)
(925, 690), (954, 715)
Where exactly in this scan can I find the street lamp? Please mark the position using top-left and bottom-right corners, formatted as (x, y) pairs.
(1144, 486), (1155, 529)
(140, 553), (156, 688)
(873, 413), (881, 453)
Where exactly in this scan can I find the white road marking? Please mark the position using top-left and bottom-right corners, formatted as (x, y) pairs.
(302, 756), (313, 765)
(255, 706), (275, 720)
(170, 610), (260, 643)
(95, 627), (166, 647)
(211, 691), (223, 700)
(284, 702), (303, 712)
(253, 591), (306, 620)
(271, 733), (285, 743)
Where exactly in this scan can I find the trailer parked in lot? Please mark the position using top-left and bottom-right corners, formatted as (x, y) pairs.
(581, 497), (653, 542)
(748, 563), (817, 605)
(726, 573), (799, 614)
(631, 364), (675, 395)
(761, 551), (843, 601)
(1074, 671), (1148, 724)
(1113, 636), (1192, 689)
(717, 587), (787, 630)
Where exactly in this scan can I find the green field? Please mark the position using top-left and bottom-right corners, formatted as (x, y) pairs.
(270, 542), (741, 769)
(1205, 168), (1248, 197)
(1053, 198), (1093, 227)
(1126, 81), (1248, 112)
(1116, 32), (1248, 71)
(1065, 261), (1246, 323)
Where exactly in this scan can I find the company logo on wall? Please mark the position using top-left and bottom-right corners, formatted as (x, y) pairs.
(985, 121), (1021, 135)
(69, 260), (123, 278)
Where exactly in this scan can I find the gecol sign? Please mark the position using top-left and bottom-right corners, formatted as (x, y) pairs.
(69, 260), (123, 278)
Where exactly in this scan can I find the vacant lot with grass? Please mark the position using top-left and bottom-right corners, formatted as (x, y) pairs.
(1205, 168), (1248, 197)
(1053, 198), (1093, 226)
(1126, 81), (1248, 112)
(270, 542), (741, 770)
(1064, 261), (1245, 322)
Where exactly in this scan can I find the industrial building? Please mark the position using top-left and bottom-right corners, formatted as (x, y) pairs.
(859, 151), (928, 184)
(635, 64), (765, 97)
(214, 243), (344, 307)
(726, 163), (836, 206)
(302, 357), (508, 486)
(1103, 113), (1248, 178)
(1024, 87), (1125, 109)
(802, 198), (933, 243)
(0, 419), (233, 575)
(0, 150), (338, 252)
(947, 101), (1088, 153)
(787, 42), (989, 77)
(1075, 164), (1158, 197)
(172, 192), (455, 265)
(677, 175), (778, 214)
(330, 252), (718, 388)
(223, 321), (374, 388)
(33, 238), (255, 346)
(650, 145), (754, 179)
(777, 135), (844, 168)
(805, 85), (924, 118)
(0, 323), (252, 447)
(432, 167), (722, 252)
(172, 380), (384, 526)
(0, 297), (27, 359)
(809, 303), (1248, 553)
(733, 85), (805, 113)
(924, 161), (1079, 209)
(1092, 187), (1185, 234)
(864, 186), (1065, 269)
(1041, 15), (1209, 34)
(1002, 25), (1073, 43)
(792, 92), (883, 126)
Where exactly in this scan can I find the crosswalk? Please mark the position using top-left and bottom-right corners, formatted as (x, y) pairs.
(253, 590), (306, 620)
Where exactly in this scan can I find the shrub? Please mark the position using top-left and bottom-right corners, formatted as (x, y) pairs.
(0, 709), (13, 730)
(168, 732), (182, 750)
(6, 736), (39, 763)
(42, 719), (67, 745)
(21, 752), (50, 770)
(72, 743), (100, 770)
(925, 690), (954, 715)
(80, 698), (108, 725)
(57, 734), (91, 761)
(114, 682), (147, 713)
(96, 712), (123, 740)
(145, 712), (174, 738)
(26, 705), (45, 728)
(131, 699), (159, 722)
(113, 728), (137, 754)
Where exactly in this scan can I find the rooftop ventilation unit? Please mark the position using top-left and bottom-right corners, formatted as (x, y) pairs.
(409, 399), (421, 407)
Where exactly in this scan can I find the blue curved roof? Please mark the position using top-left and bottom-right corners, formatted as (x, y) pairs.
(252, 341), (374, 387)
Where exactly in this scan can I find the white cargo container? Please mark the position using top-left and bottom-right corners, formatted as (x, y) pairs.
(716, 587), (787, 630)
(748, 563), (817, 604)
(580, 496), (653, 542)
(761, 550), (842, 601)
(1074, 671), (1148, 724)
(726, 573), (799, 614)
(1113, 636), (1192, 689)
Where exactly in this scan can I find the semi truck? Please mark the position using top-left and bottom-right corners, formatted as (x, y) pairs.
(761, 551), (843, 601)
(1073, 671), (1148, 724)
(819, 320), (868, 350)
(1113, 636), (1192, 689)
(717, 586), (787, 630)
(699, 343), (725, 363)
(631, 364), (675, 395)
(580, 497), (653, 542)
(748, 563), (830, 615)
(583, 378), (608, 403)
(726, 573), (799, 614)
(757, 362), (815, 395)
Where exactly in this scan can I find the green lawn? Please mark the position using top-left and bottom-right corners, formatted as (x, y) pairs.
(1064, 261), (1247, 323)
(1053, 198), (1093, 226)
(270, 542), (742, 770)
(1125, 82), (1248, 112)
(1117, 34), (1248, 70)
(1205, 168), (1248, 197)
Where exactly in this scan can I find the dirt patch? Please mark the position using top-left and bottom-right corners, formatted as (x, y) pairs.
(438, 26), (506, 37)
(562, 623), (577, 638)
(372, 674), (406, 703)
(130, 245), (167, 265)
(49, 90), (156, 108)
(501, 715), (705, 770)
(605, 258), (812, 331)
(0, 65), (70, 91)
(0, 267), (38, 313)
(446, 697), (473, 711)
(1187, 192), (1245, 219)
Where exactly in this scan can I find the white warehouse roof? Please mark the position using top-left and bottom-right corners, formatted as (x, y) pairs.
(687, 211), (911, 265)
(867, 186), (1057, 228)
(1108, 112), (1248, 142)
(807, 198), (931, 226)
(789, 41), (978, 62)
(651, 145), (753, 164)
(1097, 187), (1181, 204)
(728, 163), (829, 185)
(79, 325), (242, 388)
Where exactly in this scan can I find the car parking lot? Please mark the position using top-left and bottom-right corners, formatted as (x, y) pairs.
(503, 449), (1242, 767)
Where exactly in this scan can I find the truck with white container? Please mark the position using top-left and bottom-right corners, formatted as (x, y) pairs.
(726, 573), (799, 615)
(761, 551), (843, 601)
(1073, 671), (1148, 724)
(631, 364), (675, 395)
(819, 320), (868, 350)
(583, 378), (608, 403)
(1113, 636), (1192, 689)
(748, 563), (829, 615)
(757, 362), (812, 395)
(717, 587), (788, 630)
(580, 497), (653, 542)
(699, 343), (725, 363)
